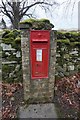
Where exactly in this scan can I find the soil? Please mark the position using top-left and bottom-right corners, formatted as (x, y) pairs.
(1, 73), (80, 119)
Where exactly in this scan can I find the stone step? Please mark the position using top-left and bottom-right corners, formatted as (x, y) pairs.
(19, 103), (58, 118)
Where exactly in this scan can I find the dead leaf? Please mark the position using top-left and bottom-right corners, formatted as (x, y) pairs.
(6, 92), (13, 97)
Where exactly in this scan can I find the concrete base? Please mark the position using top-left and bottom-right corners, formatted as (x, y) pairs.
(19, 103), (58, 118)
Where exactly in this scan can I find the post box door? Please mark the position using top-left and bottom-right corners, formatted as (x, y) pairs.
(30, 30), (50, 79)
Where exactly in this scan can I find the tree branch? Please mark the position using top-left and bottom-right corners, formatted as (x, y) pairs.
(20, 1), (53, 18)
(0, 0), (59, 29)
(19, 0), (26, 14)
(24, 13), (34, 18)
(1, 0), (13, 23)
(6, 0), (13, 8)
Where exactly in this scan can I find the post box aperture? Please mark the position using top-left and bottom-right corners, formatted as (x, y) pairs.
(30, 30), (50, 79)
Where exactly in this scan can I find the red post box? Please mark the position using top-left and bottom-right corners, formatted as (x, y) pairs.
(30, 30), (50, 79)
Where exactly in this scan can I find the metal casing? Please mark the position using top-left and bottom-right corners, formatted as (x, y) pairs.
(30, 30), (50, 79)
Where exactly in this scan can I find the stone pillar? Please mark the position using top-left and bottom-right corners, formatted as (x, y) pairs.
(21, 29), (30, 101)
(20, 24), (57, 103)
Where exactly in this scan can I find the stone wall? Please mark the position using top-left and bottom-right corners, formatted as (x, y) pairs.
(1, 30), (80, 84)
(56, 31), (80, 79)
(1, 29), (22, 83)
(1, 43), (22, 83)
(20, 28), (56, 103)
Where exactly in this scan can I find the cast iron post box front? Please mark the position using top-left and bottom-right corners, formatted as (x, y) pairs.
(30, 30), (50, 79)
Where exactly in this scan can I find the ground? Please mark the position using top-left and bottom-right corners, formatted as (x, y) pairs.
(54, 73), (80, 119)
(2, 83), (24, 118)
(1, 72), (80, 119)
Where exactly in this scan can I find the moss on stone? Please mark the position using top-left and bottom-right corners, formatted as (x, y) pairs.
(20, 18), (36, 24)
(57, 39), (70, 44)
(4, 31), (14, 38)
(20, 18), (54, 30)
(2, 37), (14, 44)
(70, 38), (75, 42)
(2, 29), (20, 39)
(20, 18), (50, 24)
(2, 29), (21, 46)
(69, 31), (79, 37)
(70, 42), (80, 46)
(15, 37), (21, 43)
(57, 31), (79, 40)
(0, 30), (4, 36)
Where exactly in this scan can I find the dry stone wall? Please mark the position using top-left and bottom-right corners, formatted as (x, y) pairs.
(56, 31), (80, 79)
(1, 29), (80, 84)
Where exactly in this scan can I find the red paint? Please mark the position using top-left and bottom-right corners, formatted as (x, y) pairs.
(30, 30), (50, 79)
